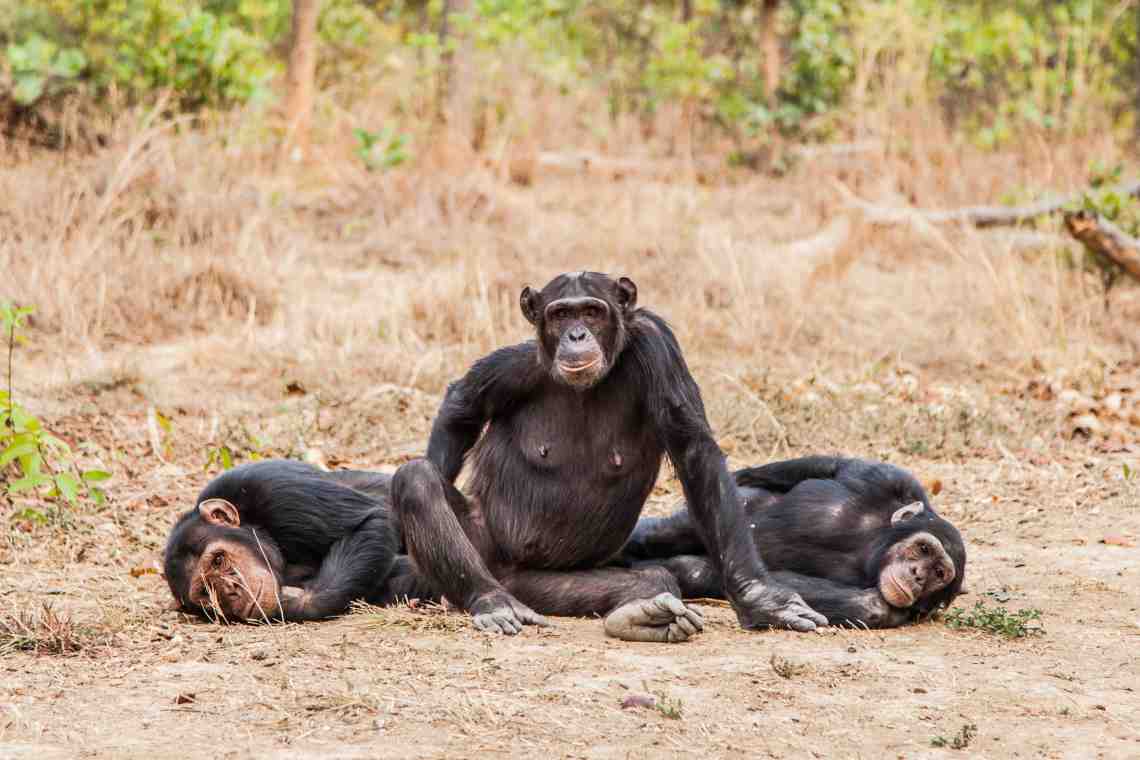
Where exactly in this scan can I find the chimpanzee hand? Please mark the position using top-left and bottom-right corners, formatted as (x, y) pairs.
(279, 586), (308, 620)
(732, 582), (829, 632)
(468, 589), (551, 635)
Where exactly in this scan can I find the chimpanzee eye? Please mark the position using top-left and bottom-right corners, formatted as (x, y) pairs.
(919, 543), (930, 556)
(584, 305), (603, 320)
(935, 567), (945, 581)
(211, 553), (225, 568)
(553, 307), (570, 321)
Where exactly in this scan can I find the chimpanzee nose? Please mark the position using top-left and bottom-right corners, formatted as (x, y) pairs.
(568, 326), (588, 342)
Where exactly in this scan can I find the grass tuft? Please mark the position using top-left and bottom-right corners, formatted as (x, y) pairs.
(0, 602), (84, 656)
(943, 602), (1044, 638)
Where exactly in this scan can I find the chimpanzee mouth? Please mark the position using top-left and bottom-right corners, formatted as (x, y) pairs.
(885, 573), (916, 607)
(558, 357), (601, 373)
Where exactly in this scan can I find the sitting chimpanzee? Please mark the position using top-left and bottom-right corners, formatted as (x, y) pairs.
(390, 271), (827, 642)
(164, 460), (430, 623)
(621, 456), (967, 628)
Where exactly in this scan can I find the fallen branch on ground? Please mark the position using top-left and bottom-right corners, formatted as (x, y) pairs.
(1062, 211), (1140, 281)
(835, 179), (1140, 228)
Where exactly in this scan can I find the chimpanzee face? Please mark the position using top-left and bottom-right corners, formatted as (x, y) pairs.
(519, 272), (638, 390)
(876, 528), (956, 608)
(164, 499), (285, 623)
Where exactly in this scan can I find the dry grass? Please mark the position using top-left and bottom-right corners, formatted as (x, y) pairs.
(0, 602), (84, 656)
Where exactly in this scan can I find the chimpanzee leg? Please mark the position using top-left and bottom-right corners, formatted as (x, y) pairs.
(501, 566), (704, 643)
(632, 555), (723, 598)
(367, 555), (440, 607)
(390, 458), (548, 634)
(621, 507), (705, 560)
(768, 571), (912, 629)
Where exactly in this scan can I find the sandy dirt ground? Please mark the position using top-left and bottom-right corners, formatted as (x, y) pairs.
(1, 371), (1137, 759)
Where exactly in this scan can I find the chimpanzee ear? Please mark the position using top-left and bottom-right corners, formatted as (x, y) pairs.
(198, 498), (240, 527)
(520, 286), (541, 325)
(616, 277), (637, 312)
(890, 501), (925, 524)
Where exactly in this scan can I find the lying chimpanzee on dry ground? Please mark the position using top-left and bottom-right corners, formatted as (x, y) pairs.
(621, 456), (967, 628)
(164, 457), (964, 630)
(163, 460), (428, 623)
(389, 271), (828, 641)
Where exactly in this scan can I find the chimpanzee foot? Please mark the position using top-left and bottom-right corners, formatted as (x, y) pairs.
(734, 583), (829, 632)
(469, 590), (550, 635)
(603, 592), (704, 643)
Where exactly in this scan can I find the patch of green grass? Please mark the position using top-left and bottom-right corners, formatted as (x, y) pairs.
(651, 689), (684, 720)
(943, 601), (1044, 638)
(931, 723), (977, 750)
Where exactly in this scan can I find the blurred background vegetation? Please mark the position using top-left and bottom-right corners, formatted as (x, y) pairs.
(2, 0), (1138, 153)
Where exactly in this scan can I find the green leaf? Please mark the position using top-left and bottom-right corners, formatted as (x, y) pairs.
(90, 487), (106, 506)
(8, 472), (51, 493)
(0, 441), (37, 467)
(13, 75), (45, 106)
(51, 48), (86, 78)
(81, 469), (111, 482)
(55, 472), (80, 503)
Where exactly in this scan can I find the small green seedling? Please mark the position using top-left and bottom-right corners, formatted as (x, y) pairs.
(931, 723), (977, 750)
(943, 601), (1044, 638)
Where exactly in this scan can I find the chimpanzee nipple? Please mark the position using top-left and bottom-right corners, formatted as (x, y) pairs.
(611, 449), (623, 468)
(538, 444), (549, 458)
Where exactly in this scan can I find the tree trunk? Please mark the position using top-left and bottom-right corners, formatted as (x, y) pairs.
(282, 0), (320, 161)
(438, 0), (473, 135)
(760, 0), (781, 103)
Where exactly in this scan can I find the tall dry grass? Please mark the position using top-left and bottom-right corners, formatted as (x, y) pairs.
(3, 98), (1134, 374)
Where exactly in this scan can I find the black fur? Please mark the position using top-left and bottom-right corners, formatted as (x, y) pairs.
(623, 456), (967, 627)
(391, 272), (806, 630)
(164, 460), (431, 621)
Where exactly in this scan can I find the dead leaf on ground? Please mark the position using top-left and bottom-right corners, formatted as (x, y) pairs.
(174, 693), (196, 705)
(1100, 535), (1136, 548)
(620, 693), (657, 710)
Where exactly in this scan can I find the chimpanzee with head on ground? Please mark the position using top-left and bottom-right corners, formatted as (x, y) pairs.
(389, 271), (827, 642)
(620, 456), (967, 628)
(164, 460), (431, 623)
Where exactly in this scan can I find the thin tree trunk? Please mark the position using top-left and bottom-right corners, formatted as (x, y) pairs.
(680, 0), (693, 22)
(282, 0), (320, 161)
(760, 0), (781, 103)
(438, 0), (473, 134)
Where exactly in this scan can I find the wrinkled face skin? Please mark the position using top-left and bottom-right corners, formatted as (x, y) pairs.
(520, 272), (637, 390)
(168, 498), (285, 623)
(185, 538), (283, 622)
(877, 531), (956, 608)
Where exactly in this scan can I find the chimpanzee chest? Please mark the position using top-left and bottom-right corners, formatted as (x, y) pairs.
(472, 383), (663, 568)
(510, 389), (659, 477)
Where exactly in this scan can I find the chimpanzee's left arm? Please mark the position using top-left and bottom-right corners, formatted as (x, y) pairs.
(280, 512), (398, 621)
(769, 571), (913, 629)
(631, 312), (827, 632)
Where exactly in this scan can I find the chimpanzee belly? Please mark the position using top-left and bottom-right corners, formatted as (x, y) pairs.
(469, 386), (662, 570)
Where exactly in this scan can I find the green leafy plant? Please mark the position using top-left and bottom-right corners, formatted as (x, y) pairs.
(943, 601), (1044, 639)
(5, 34), (86, 105)
(354, 126), (411, 171)
(931, 723), (978, 750)
(2, 302), (109, 517)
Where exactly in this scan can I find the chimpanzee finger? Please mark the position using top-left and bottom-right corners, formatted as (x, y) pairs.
(514, 605), (552, 628)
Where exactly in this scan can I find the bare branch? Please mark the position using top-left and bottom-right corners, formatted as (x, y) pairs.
(1063, 211), (1140, 281)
